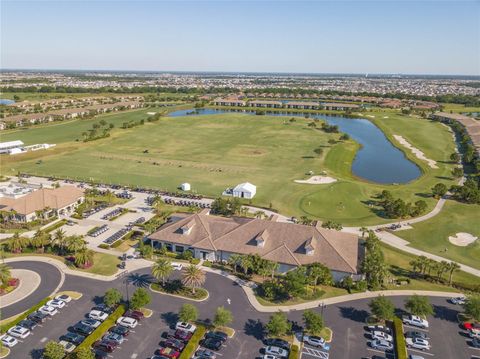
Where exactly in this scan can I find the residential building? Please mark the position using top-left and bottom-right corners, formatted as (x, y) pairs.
(431, 112), (480, 154)
(249, 100), (283, 108)
(284, 101), (320, 110)
(322, 103), (360, 111)
(232, 182), (256, 199)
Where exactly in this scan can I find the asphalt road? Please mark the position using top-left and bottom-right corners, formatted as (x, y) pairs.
(5, 262), (476, 359)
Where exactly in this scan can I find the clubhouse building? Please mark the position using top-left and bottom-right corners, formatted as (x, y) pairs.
(0, 185), (85, 223)
(149, 210), (364, 281)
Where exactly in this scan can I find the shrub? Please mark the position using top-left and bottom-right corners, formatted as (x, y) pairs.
(98, 244), (109, 250)
(288, 344), (300, 359)
(202, 260), (212, 268)
(393, 317), (407, 359)
(178, 325), (207, 359)
(0, 296), (51, 333)
(43, 219), (68, 233)
(110, 239), (124, 248)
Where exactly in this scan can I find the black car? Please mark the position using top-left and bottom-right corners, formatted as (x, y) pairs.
(109, 325), (130, 337)
(263, 338), (290, 350)
(92, 304), (114, 314)
(205, 331), (228, 343)
(27, 311), (48, 323)
(72, 323), (95, 336)
(201, 338), (223, 351)
(61, 332), (86, 345)
(404, 331), (429, 340)
(18, 319), (38, 330)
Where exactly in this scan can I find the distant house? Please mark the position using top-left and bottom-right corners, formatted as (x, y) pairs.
(180, 183), (191, 191)
(213, 98), (246, 107)
(249, 100), (283, 108)
(0, 140), (24, 154)
(232, 182), (256, 199)
(0, 186), (85, 223)
(2, 113), (53, 127)
(48, 108), (91, 120)
(285, 101), (320, 110)
(148, 210), (363, 281)
(431, 112), (480, 154)
(322, 103), (360, 111)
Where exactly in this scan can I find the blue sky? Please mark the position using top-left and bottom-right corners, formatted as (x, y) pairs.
(1, 1), (479, 75)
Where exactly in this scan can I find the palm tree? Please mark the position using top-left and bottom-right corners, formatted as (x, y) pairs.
(447, 262), (461, 285)
(30, 230), (50, 253)
(52, 229), (66, 254)
(66, 235), (86, 255)
(254, 211), (266, 219)
(181, 265), (205, 294)
(359, 227), (369, 238)
(152, 258), (173, 286)
(74, 247), (94, 268)
(0, 263), (11, 286)
(227, 254), (242, 274)
(7, 232), (27, 253)
(240, 255), (253, 274)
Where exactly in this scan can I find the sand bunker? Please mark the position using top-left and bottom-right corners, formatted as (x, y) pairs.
(393, 135), (438, 169)
(295, 176), (337, 184)
(448, 232), (478, 246)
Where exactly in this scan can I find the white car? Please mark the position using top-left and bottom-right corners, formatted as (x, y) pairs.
(81, 319), (102, 328)
(117, 316), (138, 328)
(403, 315), (429, 329)
(369, 339), (393, 351)
(39, 305), (58, 316)
(59, 340), (76, 353)
(47, 299), (66, 308)
(469, 328), (480, 339)
(264, 346), (288, 358)
(449, 296), (465, 305)
(172, 263), (183, 270)
(262, 356), (278, 359)
(0, 334), (18, 348)
(367, 325), (391, 334)
(55, 294), (72, 303)
(88, 310), (108, 321)
(7, 326), (31, 339)
(406, 337), (431, 351)
(303, 335), (330, 350)
(175, 321), (196, 333)
(372, 330), (393, 342)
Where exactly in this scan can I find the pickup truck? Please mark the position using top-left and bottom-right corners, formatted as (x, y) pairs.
(402, 315), (429, 329)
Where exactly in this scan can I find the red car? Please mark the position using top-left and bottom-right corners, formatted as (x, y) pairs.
(125, 310), (144, 320)
(156, 347), (180, 359)
(164, 338), (185, 351)
(93, 340), (116, 353)
(174, 329), (192, 342)
(463, 322), (480, 330)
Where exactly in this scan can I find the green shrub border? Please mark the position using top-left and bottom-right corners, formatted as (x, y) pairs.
(178, 324), (207, 359)
(288, 344), (300, 359)
(69, 304), (126, 356)
(0, 296), (51, 333)
(393, 317), (407, 359)
(43, 219), (68, 233)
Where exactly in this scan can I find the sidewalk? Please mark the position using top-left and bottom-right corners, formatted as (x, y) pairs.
(0, 269), (41, 307)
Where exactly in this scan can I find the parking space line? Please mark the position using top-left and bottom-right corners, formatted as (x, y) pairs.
(367, 348), (390, 354)
(408, 348), (434, 356)
(468, 346), (480, 351)
(302, 346), (329, 359)
(40, 337), (48, 343)
(403, 325), (429, 332)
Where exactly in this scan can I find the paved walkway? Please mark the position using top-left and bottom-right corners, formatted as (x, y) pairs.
(0, 269), (41, 307)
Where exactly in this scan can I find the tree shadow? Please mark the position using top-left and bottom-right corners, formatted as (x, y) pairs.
(338, 306), (369, 323)
(92, 295), (104, 305)
(127, 273), (154, 287)
(414, 192), (432, 198)
(433, 304), (460, 323)
(244, 318), (265, 340)
(161, 311), (179, 328)
(29, 349), (43, 359)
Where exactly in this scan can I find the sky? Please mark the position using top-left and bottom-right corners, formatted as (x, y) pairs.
(1, 0), (479, 75)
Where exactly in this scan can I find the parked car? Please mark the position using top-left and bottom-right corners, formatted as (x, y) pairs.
(0, 334), (18, 348)
(303, 335), (330, 350)
(472, 337), (480, 348)
(27, 311), (48, 323)
(369, 339), (393, 351)
(262, 356), (278, 359)
(109, 325), (130, 337)
(81, 319), (102, 328)
(406, 337), (431, 351)
(469, 329), (480, 339)
(264, 346), (289, 358)
(39, 305), (58, 316)
(263, 338), (289, 350)
(60, 332), (85, 345)
(175, 329), (193, 342)
(405, 331), (429, 340)
(194, 348), (217, 358)
(175, 321), (196, 333)
(103, 332), (124, 344)
(59, 340), (76, 353)
(47, 299), (67, 308)
(93, 340), (116, 353)
(164, 338), (185, 351)
(204, 331), (228, 343)
(367, 325), (391, 334)
(156, 347), (180, 358)
(7, 326), (31, 339)
(371, 331), (393, 342)
(125, 309), (145, 320)
(117, 316), (138, 328)
(89, 310), (109, 321)
(17, 319), (38, 330)
(402, 315), (429, 329)
(463, 322), (480, 331)
(408, 355), (426, 359)
(72, 323), (95, 336)
(448, 296), (466, 305)
(92, 304), (114, 314)
(201, 338), (223, 351)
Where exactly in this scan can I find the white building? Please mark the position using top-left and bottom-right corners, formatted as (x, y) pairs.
(0, 140), (24, 154)
(232, 182), (256, 199)
(180, 183), (191, 191)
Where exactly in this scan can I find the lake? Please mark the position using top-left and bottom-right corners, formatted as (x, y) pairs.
(0, 99), (15, 105)
(168, 108), (421, 184)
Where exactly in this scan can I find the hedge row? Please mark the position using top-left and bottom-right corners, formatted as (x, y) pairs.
(43, 219), (68, 233)
(0, 296), (51, 333)
(393, 317), (407, 359)
(69, 304), (126, 357)
(288, 344), (300, 359)
(178, 324), (207, 359)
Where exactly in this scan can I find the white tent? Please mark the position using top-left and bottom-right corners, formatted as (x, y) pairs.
(180, 183), (191, 191)
(232, 182), (256, 199)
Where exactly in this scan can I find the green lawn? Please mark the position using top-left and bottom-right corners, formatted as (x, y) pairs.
(393, 200), (480, 270)
(0, 109), (459, 225)
(79, 252), (120, 276)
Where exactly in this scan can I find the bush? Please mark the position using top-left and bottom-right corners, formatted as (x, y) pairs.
(110, 239), (124, 248)
(202, 260), (212, 268)
(393, 317), (407, 359)
(43, 219), (68, 233)
(71, 304), (126, 356)
(288, 344), (300, 359)
(98, 243), (110, 250)
(0, 296), (51, 333)
(178, 325), (207, 359)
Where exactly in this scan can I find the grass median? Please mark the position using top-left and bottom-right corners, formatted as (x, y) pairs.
(178, 324), (207, 359)
(0, 296), (51, 333)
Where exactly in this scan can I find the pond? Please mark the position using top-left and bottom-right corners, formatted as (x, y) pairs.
(168, 108), (421, 184)
(0, 99), (15, 105)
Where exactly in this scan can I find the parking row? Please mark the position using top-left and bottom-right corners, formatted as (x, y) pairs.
(104, 228), (129, 245)
(89, 224), (109, 237)
(102, 207), (125, 220)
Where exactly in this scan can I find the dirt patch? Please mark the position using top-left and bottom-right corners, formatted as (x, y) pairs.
(294, 176), (337, 184)
(393, 135), (438, 169)
(448, 232), (478, 246)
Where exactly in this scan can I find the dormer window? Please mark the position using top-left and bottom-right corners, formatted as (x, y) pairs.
(180, 220), (195, 235)
(305, 236), (317, 256)
(255, 229), (269, 247)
